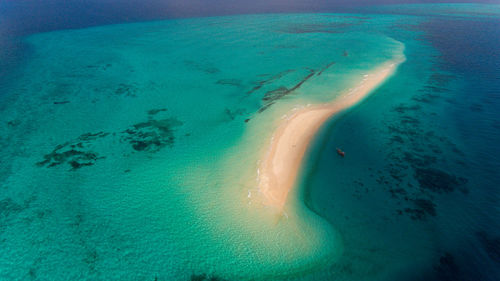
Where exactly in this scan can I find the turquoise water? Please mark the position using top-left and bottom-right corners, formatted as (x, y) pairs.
(1, 6), (499, 281)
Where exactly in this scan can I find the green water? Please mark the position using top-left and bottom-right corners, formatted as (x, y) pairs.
(1, 13), (411, 280)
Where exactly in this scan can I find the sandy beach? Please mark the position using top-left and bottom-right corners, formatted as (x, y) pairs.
(258, 59), (404, 210)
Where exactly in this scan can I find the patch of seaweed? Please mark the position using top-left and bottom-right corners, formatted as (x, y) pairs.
(216, 79), (242, 87)
(115, 83), (138, 97)
(147, 108), (168, 116)
(414, 168), (467, 194)
(121, 118), (183, 152)
(275, 44), (298, 49)
(434, 253), (460, 281)
(224, 108), (246, 121)
(247, 69), (294, 95)
(380, 70), (469, 221)
(7, 119), (21, 127)
(392, 104), (422, 114)
(0, 198), (23, 218)
(37, 148), (100, 169)
(54, 100), (70, 105)
(257, 69), (316, 113)
(184, 60), (220, 74)
(317, 62), (335, 76)
(37, 132), (108, 170)
(404, 198), (436, 220)
(477, 231), (500, 262)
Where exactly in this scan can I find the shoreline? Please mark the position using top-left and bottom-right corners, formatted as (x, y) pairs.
(258, 58), (405, 210)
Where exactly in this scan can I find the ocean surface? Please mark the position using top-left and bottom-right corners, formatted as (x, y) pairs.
(0, 4), (499, 281)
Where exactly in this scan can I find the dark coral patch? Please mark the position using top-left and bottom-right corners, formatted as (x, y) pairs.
(414, 168), (467, 193)
(122, 118), (183, 152)
(37, 147), (100, 169)
(37, 131), (108, 170)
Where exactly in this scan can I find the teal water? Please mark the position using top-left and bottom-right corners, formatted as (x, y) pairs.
(1, 6), (499, 281)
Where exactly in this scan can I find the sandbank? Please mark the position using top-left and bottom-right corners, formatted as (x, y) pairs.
(258, 59), (404, 210)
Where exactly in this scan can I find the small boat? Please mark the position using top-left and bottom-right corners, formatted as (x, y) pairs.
(336, 148), (345, 157)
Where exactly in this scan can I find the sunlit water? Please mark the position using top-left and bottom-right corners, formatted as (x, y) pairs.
(0, 5), (499, 281)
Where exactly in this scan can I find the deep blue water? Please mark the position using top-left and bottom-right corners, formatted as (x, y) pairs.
(412, 15), (500, 280)
(304, 12), (500, 281)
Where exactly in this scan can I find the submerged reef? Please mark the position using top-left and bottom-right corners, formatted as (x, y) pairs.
(216, 79), (242, 87)
(147, 108), (168, 116)
(375, 70), (470, 221)
(317, 62), (335, 76)
(258, 68), (317, 113)
(434, 253), (461, 281)
(403, 198), (437, 220)
(247, 69), (294, 95)
(184, 60), (220, 74)
(414, 168), (467, 194)
(477, 231), (500, 262)
(121, 117), (183, 152)
(280, 21), (362, 34)
(37, 110), (183, 169)
(37, 132), (108, 170)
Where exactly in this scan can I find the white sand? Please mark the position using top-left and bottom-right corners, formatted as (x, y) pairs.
(258, 60), (404, 210)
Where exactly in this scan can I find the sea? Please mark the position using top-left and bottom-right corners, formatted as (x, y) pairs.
(0, 3), (499, 281)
